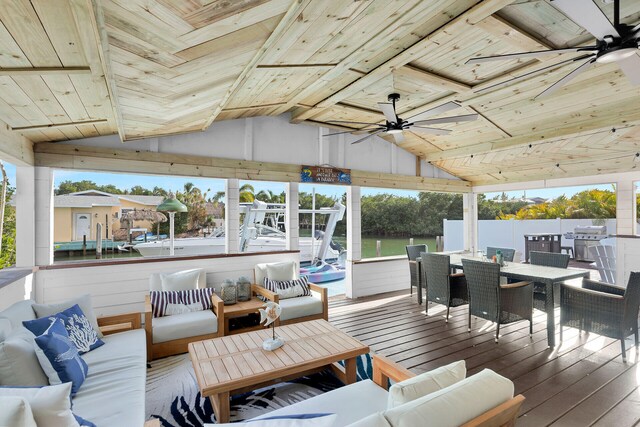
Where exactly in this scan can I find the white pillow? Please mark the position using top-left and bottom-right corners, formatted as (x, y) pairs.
(209, 413), (337, 427)
(266, 262), (297, 281)
(0, 396), (37, 427)
(161, 269), (202, 291)
(0, 329), (49, 386)
(387, 360), (466, 408)
(32, 294), (103, 338)
(383, 369), (514, 427)
(0, 383), (80, 427)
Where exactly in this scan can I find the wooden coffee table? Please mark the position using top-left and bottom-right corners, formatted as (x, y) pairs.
(188, 319), (369, 423)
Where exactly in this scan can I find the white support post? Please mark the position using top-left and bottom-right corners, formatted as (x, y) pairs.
(285, 182), (299, 251)
(34, 167), (54, 266)
(15, 166), (35, 267)
(463, 193), (478, 254)
(346, 185), (361, 299)
(616, 180), (635, 236)
(225, 179), (240, 254)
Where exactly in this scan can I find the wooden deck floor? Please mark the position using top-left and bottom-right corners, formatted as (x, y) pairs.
(328, 291), (640, 427)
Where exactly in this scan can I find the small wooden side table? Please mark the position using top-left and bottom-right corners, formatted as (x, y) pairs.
(222, 297), (266, 335)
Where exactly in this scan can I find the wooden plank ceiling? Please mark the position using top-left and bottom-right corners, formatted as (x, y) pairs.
(1, 0), (640, 186)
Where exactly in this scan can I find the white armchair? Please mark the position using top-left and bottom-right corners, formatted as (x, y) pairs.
(144, 269), (223, 360)
(253, 261), (328, 325)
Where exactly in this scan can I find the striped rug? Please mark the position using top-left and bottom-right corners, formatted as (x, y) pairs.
(145, 353), (372, 426)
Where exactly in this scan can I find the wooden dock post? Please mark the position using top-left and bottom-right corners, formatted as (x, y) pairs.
(376, 240), (381, 257)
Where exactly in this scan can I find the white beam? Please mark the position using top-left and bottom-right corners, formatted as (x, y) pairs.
(15, 166), (35, 267)
(616, 180), (635, 236)
(225, 179), (240, 254)
(285, 182), (299, 251)
(346, 185), (361, 299)
(0, 121), (34, 166)
(34, 167), (53, 266)
(463, 193), (478, 254)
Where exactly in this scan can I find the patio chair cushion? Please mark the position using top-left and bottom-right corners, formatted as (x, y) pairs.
(387, 360), (466, 408)
(0, 328), (49, 386)
(255, 262), (299, 285)
(279, 296), (323, 321)
(149, 269), (206, 292)
(160, 269), (202, 291)
(0, 383), (81, 427)
(151, 310), (218, 343)
(251, 379), (389, 426)
(32, 295), (103, 338)
(263, 276), (311, 300)
(0, 396), (37, 427)
(383, 369), (514, 427)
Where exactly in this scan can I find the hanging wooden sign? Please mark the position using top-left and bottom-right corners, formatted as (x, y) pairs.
(300, 165), (351, 185)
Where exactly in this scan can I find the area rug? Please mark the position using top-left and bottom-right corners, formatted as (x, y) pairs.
(146, 353), (373, 426)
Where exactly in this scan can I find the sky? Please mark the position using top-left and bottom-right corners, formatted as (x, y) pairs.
(0, 164), (630, 200)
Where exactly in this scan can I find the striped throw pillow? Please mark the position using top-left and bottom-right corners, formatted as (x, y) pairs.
(263, 276), (311, 299)
(150, 288), (215, 317)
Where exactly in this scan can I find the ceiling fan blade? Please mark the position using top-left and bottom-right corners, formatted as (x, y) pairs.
(323, 127), (380, 137)
(551, 0), (619, 40)
(378, 102), (397, 124)
(536, 57), (596, 99)
(475, 54), (595, 94)
(411, 127), (452, 136)
(617, 52), (640, 85)
(466, 47), (596, 64)
(351, 130), (383, 145)
(326, 120), (382, 125)
(406, 101), (461, 122)
(411, 114), (479, 126)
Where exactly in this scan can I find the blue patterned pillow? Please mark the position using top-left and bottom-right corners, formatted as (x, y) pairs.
(33, 319), (88, 396)
(23, 304), (104, 354)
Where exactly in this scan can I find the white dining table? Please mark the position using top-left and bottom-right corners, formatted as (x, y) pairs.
(418, 252), (592, 347)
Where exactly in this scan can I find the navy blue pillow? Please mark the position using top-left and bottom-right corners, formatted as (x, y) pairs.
(23, 304), (104, 354)
(33, 318), (88, 396)
(75, 414), (97, 427)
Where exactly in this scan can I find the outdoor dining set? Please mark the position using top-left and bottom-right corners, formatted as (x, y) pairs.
(406, 245), (640, 361)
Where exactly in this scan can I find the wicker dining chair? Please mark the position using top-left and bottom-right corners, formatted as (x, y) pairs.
(406, 244), (428, 296)
(420, 253), (468, 322)
(560, 272), (640, 362)
(462, 258), (533, 342)
(486, 247), (516, 262)
(530, 251), (570, 311)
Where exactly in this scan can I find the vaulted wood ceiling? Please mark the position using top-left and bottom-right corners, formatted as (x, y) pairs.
(1, 0), (639, 186)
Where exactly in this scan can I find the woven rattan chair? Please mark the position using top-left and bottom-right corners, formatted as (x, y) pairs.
(560, 273), (640, 362)
(530, 251), (570, 311)
(406, 244), (428, 296)
(462, 258), (533, 342)
(420, 252), (468, 322)
(486, 247), (516, 262)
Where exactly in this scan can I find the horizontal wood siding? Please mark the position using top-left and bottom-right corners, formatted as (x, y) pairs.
(351, 258), (409, 298)
(0, 272), (34, 311)
(34, 252), (299, 316)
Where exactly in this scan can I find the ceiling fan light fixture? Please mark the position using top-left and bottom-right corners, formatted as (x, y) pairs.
(596, 47), (638, 63)
(387, 129), (403, 134)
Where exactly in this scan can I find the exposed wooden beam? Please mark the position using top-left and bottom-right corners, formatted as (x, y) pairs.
(415, 156), (421, 177)
(255, 63), (338, 69)
(71, 0), (125, 141)
(290, 0), (516, 124)
(201, 0), (314, 130)
(11, 119), (108, 131)
(0, 67), (91, 76)
(0, 119), (34, 166)
(424, 119), (640, 162)
(33, 143), (472, 193)
(393, 65), (471, 93)
(222, 102), (287, 113)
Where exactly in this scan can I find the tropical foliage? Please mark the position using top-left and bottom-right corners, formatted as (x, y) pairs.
(498, 189), (617, 220)
(0, 186), (15, 269)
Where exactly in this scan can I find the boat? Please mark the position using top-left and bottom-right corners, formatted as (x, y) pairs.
(133, 201), (345, 263)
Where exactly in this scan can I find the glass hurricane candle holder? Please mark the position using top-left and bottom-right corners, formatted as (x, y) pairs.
(236, 276), (252, 302)
(220, 279), (237, 305)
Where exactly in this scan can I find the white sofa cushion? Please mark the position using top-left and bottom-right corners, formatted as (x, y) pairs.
(387, 360), (466, 408)
(0, 396), (37, 427)
(161, 269), (203, 291)
(345, 412), (391, 427)
(152, 309), (218, 343)
(73, 329), (146, 427)
(212, 413), (338, 427)
(32, 294), (103, 338)
(255, 261), (299, 285)
(0, 299), (36, 332)
(383, 369), (514, 427)
(0, 328), (48, 386)
(150, 269), (206, 291)
(279, 296), (323, 321)
(252, 379), (389, 427)
(0, 383), (80, 427)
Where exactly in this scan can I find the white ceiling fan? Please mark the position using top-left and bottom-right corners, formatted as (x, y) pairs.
(466, 0), (640, 98)
(323, 93), (478, 144)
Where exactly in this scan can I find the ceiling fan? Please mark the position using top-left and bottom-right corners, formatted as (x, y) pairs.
(465, 0), (640, 98)
(323, 93), (478, 144)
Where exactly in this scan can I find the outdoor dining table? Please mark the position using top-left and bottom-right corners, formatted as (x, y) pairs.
(418, 252), (592, 347)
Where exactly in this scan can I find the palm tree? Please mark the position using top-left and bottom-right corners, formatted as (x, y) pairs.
(239, 184), (255, 203)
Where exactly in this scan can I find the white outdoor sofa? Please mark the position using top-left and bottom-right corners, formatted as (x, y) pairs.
(209, 354), (524, 427)
(0, 299), (147, 427)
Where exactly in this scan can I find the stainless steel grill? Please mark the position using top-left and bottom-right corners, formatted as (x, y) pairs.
(563, 226), (608, 262)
